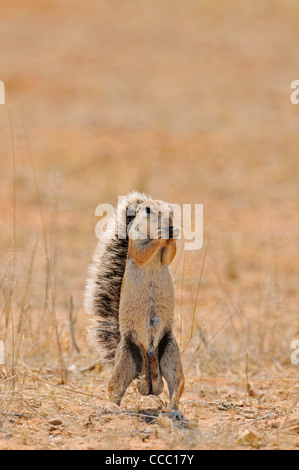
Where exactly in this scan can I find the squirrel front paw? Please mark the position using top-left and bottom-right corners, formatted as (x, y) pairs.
(153, 227), (179, 242)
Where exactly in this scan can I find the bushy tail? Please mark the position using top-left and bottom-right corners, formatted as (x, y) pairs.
(84, 191), (150, 361)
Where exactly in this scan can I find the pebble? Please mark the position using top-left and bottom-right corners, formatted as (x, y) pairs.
(48, 418), (64, 426)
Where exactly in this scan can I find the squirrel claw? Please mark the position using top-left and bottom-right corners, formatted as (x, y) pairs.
(166, 410), (184, 421)
(172, 227), (180, 239)
(154, 228), (163, 239)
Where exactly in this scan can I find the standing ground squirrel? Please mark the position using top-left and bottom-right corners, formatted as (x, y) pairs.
(85, 191), (185, 418)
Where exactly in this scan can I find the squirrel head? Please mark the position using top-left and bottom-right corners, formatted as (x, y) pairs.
(128, 200), (180, 241)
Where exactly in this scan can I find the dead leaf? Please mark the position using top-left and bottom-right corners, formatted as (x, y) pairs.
(237, 429), (260, 447)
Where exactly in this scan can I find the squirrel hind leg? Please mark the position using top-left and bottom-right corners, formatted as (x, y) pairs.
(108, 338), (142, 406)
(158, 332), (185, 411)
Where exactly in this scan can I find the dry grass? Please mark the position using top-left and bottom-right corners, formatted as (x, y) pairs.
(1, 0), (299, 450)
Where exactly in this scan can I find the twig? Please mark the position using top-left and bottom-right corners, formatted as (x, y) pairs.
(181, 240), (209, 354)
(68, 294), (80, 354)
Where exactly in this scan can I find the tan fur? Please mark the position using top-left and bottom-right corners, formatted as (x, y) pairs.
(108, 200), (185, 411)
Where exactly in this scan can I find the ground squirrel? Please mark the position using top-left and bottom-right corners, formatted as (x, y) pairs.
(85, 191), (185, 418)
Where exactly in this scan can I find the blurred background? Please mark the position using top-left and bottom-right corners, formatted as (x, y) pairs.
(0, 0), (299, 442)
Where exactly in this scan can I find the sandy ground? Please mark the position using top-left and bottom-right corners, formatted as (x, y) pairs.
(0, 0), (299, 449)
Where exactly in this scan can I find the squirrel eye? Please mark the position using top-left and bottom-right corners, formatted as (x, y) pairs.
(145, 206), (151, 215)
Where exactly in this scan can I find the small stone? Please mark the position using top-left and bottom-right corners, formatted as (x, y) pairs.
(48, 418), (64, 426)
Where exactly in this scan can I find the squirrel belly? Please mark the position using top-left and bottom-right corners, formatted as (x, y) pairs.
(119, 254), (175, 357)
